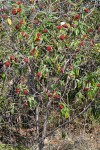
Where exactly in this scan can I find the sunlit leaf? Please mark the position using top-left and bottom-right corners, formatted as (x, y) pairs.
(7, 18), (12, 25)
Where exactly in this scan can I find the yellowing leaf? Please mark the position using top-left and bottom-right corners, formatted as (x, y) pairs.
(66, 23), (70, 28)
(30, 0), (34, 4)
(34, 51), (39, 58)
(7, 18), (12, 25)
(98, 50), (100, 52)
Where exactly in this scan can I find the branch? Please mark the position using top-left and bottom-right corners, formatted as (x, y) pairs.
(46, 99), (96, 138)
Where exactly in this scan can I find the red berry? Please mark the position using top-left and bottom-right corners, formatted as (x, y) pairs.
(59, 104), (63, 109)
(17, 8), (22, 13)
(71, 24), (75, 28)
(54, 94), (59, 99)
(23, 89), (28, 95)
(83, 87), (89, 92)
(84, 8), (89, 13)
(20, 20), (24, 25)
(47, 93), (52, 97)
(57, 25), (62, 30)
(37, 72), (41, 77)
(79, 41), (84, 47)
(16, 88), (20, 93)
(36, 37), (40, 41)
(59, 35), (65, 40)
(30, 49), (35, 55)
(17, 1), (22, 5)
(46, 46), (52, 52)
(5, 61), (10, 68)
(37, 33), (41, 37)
(75, 14), (80, 20)
(62, 24), (68, 28)
(68, 65), (72, 70)
(21, 31), (26, 36)
(24, 58), (28, 63)
(15, 25), (19, 30)
(23, 102), (28, 107)
(2, 14), (7, 19)
(97, 83), (100, 87)
(42, 29), (47, 33)
(10, 55), (14, 61)
(12, 9), (17, 15)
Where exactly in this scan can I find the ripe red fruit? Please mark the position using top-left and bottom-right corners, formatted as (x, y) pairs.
(79, 41), (84, 47)
(17, 1), (22, 5)
(23, 102), (28, 107)
(54, 94), (59, 99)
(16, 88), (20, 93)
(17, 8), (22, 13)
(24, 58), (28, 63)
(2, 14), (7, 19)
(20, 20), (24, 25)
(23, 89), (28, 95)
(37, 33), (41, 37)
(15, 25), (19, 30)
(42, 29), (47, 33)
(37, 72), (41, 77)
(84, 8), (89, 13)
(59, 35), (65, 40)
(57, 25), (62, 30)
(5, 61), (10, 68)
(71, 24), (75, 28)
(83, 87), (89, 92)
(30, 49), (35, 55)
(97, 83), (100, 87)
(10, 55), (14, 61)
(68, 65), (72, 70)
(21, 31), (26, 37)
(12, 9), (17, 15)
(75, 14), (80, 20)
(59, 104), (63, 109)
(46, 46), (52, 52)
(35, 37), (40, 41)
(62, 24), (68, 28)
(47, 93), (52, 97)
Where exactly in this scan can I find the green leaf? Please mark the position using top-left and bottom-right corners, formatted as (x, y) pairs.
(2, 73), (6, 81)
(75, 28), (80, 36)
(62, 131), (66, 139)
(75, 68), (79, 76)
(51, 84), (57, 89)
(61, 109), (65, 117)
(65, 111), (69, 119)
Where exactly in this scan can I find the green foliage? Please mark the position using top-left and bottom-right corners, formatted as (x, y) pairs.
(0, 0), (100, 148)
